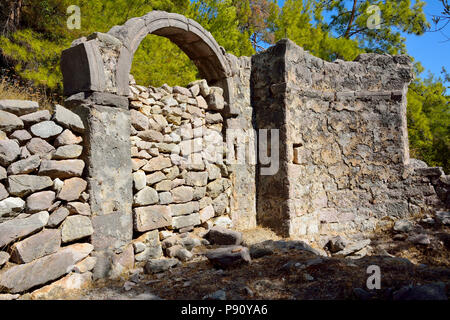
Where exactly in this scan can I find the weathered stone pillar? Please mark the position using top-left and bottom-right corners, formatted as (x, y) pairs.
(251, 43), (290, 236)
(64, 92), (133, 278)
(224, 54), (257, 230)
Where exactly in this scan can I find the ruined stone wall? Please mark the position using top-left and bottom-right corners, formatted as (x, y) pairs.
(252, 39), (449, 240)
(0, 100), (94, 296)
(127, 78), (233, 266)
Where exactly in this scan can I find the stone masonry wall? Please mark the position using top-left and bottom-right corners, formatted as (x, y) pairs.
(252, 39), (449, 240)
(0, 100), (95, 296)
(224, 54), (257, 230)
(127, 78), (233, 266)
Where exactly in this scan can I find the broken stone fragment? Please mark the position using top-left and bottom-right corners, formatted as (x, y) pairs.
(171, 213), (201, 230)
(133, 205), (172, 232)
(0, 100), (39, 116)
(133, 186), (158, 206)
(0, 110), (24, 133)
(66, 202), (91, 216)
(205, 245), (251, 269)
(19, 110), (51, 125)
(55, 129), (82, 146)
(144, 258), (179, 274)
(38, 159), (85, 178)
(334, 239), (371, 256)
(7, 154), (40, 175)
(47, 207), (70, 228)
(207, 226), (242, 245)
(8, 174), (53, 197)
(0, 243), (93, 293)
(9, 129), (32, 143)
(53, 144), (83, 159)
(0, 211), (49, 247)
(0, 197), (25, 218)
(53, 104), (85, 133)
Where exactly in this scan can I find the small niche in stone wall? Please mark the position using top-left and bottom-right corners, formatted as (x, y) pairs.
(292, 143), (308, 165)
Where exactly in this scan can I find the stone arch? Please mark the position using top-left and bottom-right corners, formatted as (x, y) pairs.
(61, 11), (233, 107)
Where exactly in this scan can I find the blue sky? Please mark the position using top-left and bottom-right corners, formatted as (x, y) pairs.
(401, 1), (449, 80)
(275, 0), (449, 82)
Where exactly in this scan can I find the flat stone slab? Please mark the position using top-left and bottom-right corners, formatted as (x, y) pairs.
(19, 110), (51, 125)
(0, 211), (49, 247)
(0, 243), (93, 293)
(10, 229), (61, 264)
(7, 155), (41, 175)
(26, 138), (55, 156)
(8, 175), (53, 197)
(53, 144), (83, 159)
(0, 252), (9, 267)
(47, 207), (70, 227)
(0, 197), (25, 218)
(0, 100), (39, 116)
(30, 272), (92, 300)
(172, 213), (200, 229)
(53, 104), (85, 133)
(0, 183), (7, 201)
(38, 159), (85, 178)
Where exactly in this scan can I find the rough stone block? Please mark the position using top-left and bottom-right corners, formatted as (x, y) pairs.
(0, 243), (93, 293)
(134, 205), (172, 232)
(61, 215), (94, 243)
(8, 175), (53, 197)
(10, 229), (61, 264)
(171, 213), (201, 229)
(0, 100), (39, 116)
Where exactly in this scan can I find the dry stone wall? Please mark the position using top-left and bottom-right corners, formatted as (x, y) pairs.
(127, 77), (233, 266)
(0, 100), (94, 295)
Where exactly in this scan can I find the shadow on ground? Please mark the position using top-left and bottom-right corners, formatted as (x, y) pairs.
(71, 233), (450, 300)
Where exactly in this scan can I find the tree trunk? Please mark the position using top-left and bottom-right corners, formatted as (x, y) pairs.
(3, 0), (23, 34)
(344, 0), (357, 39)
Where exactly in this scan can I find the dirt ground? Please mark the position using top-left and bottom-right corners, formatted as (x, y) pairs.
(60, 219), (450, 301)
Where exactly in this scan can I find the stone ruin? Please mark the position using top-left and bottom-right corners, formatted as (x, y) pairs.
(0, 11), (449, 297)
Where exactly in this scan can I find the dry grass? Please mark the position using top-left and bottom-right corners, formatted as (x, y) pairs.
(0, 76), (57, 111)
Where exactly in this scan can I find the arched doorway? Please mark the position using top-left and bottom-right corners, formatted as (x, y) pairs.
(61, 11), (233, 111)
(60, 11), (256, 278)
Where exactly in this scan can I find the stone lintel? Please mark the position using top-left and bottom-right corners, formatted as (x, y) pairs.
(65, 92), (129, 109)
